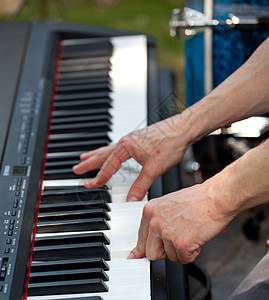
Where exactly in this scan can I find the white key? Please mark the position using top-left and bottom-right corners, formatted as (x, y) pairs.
(108, 35), (148, 144)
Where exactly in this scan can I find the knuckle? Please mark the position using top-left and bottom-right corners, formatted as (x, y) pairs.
(142, 201), (154, 218)
(173, 237), (186, 252)
(149, 216), (162, 232)
(143, 165), (156, 181)
(161, 227), (173, 242)
(118, 135), (132, 147)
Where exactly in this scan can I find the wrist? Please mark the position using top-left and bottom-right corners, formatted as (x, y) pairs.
(206, 163), (244, 220)
(171, 106), (209, 150)
(207, 141), (269, 218)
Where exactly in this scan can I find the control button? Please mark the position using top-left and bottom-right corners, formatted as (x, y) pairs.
(16, 186), (21, 191)
(15, 191), (20, 197)
(6, 239), (11, 245)
(9, 225), (14, 231)
(20, 157), (26, 165)
(4, 248), (10, 254)
(11, 211), (16, 216)
(16, 178), (22, 186)
(8, 231), (13, 236)
(13, 199), (18, 208)
(0, 265), (7, 280)
(0, 271), (6, 280)
(9, 219), (15, 225)
(0, 285), (3, 292)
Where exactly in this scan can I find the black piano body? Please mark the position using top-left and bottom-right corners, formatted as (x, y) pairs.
(0, 21), (189, 300)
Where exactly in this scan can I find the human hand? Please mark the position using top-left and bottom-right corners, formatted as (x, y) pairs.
(73, 115), (189, 202)
(128, 182), (234, 263)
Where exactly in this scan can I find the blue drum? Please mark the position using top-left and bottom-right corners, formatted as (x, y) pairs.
(184, 0), (269, 107)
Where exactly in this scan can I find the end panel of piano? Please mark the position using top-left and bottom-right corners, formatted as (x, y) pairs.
(148, 65), (190, 300)
(0, 21), (189, 300)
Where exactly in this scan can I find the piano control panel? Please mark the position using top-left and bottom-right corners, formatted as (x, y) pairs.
(0, 24), (53, 298)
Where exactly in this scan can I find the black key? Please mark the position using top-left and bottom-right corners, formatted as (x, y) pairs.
(59, 69), (109, 80)
(50, 120), (111, 134)
(60, 55), (110, 66)
(49, 132), (110, 142)
(36, 218), (110, 233)
(61, 39), (112, 58)
(27, 278), (108, 296)
(60, 62), (111, 73)
(29, 268), (108, 284)
(34, 232), (110, 247)
(46, 151), (83, 162)
(55, 91), (109, 101)
(62, 47), (112, 59)
(38, 208), (110, 222)
(47, 139), (109, 153)
(30, 258), (109, 272)
(62, 47), (112, 60)
(33, 242), (110, 261)
(53, 99), (111, 111)
(51, 114), (111, 125)
(43, 167), (98, 180)
(45, 159), (81, 169)
(41, 188), (111, 203)
(52, 107), (110, 117)
(58, 75), (110, 86)
(39, 200), (110, 212)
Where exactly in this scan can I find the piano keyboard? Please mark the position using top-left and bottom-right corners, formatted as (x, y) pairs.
(27, 201), (150, 300)
(0, 22), (188, 300)
(25, 35), (150, 299)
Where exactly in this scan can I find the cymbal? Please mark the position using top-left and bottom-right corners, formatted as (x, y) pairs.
(0, 0), (25, 16)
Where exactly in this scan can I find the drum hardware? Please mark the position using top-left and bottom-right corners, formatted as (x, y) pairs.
(170, 7), (269, 39)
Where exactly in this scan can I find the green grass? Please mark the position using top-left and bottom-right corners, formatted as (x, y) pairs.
(4, 0), (186, 97)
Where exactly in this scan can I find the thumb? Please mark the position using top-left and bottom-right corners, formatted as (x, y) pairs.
(127, 245), (145, 259)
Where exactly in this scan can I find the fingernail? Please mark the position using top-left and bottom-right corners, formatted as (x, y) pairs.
(84, 179), (95, 188)
(127, 252), (135, 259)
(72, 165), (79, 173)
(128, 196), (139, 202)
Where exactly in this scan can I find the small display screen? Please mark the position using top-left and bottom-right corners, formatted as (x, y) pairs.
(12, 166), (28, 176)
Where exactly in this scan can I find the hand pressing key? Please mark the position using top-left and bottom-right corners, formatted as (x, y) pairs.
(73, 114), (192, 202)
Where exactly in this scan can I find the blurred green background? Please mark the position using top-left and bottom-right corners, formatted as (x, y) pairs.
(0, 0), (185, 98)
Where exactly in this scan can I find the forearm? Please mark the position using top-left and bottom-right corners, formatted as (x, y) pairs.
(207, 139), (269, 218)
(176, 37), (269, 147)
